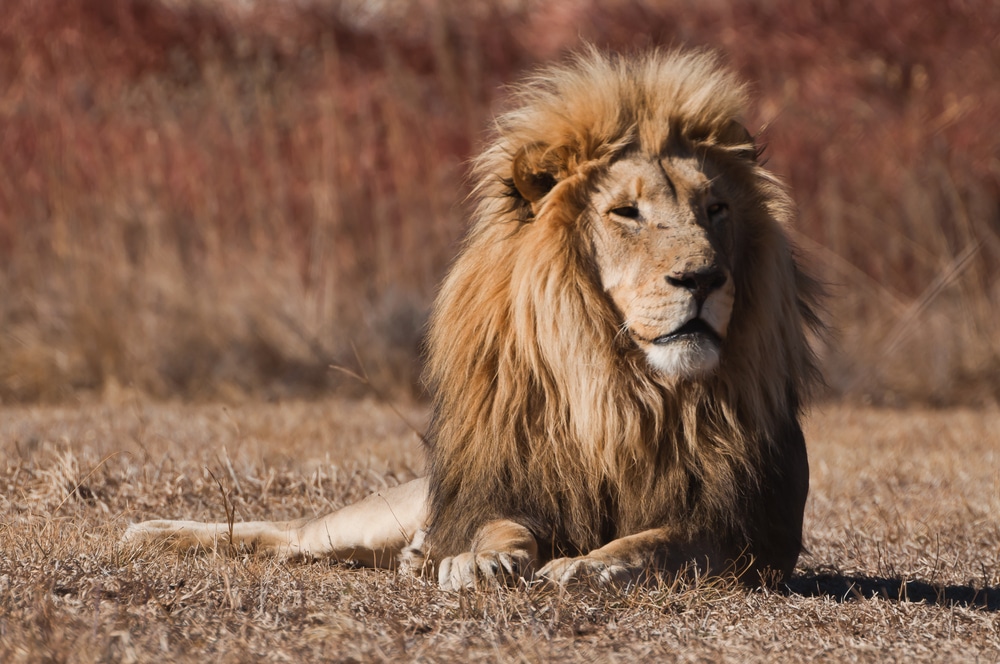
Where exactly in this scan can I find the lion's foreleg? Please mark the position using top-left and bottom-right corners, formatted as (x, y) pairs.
(436, 520), (539, 590)
(123, 477), (429, 569)
(537, 527), (712, 588)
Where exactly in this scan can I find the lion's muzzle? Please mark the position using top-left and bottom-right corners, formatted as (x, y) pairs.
(665, 265), (728, 305)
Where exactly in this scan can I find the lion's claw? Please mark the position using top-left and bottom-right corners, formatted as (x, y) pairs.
(537, 556), (632, 588)
(437, 550), (529, 590)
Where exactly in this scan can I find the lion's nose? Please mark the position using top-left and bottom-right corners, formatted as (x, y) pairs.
(667, 266), (727, 302)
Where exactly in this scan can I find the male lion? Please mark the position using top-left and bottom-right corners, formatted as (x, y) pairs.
(125, 48), (821, 591)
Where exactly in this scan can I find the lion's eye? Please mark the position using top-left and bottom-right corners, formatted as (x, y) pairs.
(707, 202), (729, 223)
(610, 205), (640, 220)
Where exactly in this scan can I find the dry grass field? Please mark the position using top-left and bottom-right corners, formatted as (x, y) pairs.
(1, 399), (997, 662)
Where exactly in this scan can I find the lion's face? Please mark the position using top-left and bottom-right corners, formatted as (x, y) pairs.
(588, 152), (737, 379)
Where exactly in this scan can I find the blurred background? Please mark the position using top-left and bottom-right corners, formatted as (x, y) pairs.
(1, 0), (997, 406)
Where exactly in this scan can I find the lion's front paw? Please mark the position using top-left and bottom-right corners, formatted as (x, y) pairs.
(437, 550), (532, 590)
(537, 555), (632, 588)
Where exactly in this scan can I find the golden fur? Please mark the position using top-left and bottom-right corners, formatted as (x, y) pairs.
(124, 48), (821, 590)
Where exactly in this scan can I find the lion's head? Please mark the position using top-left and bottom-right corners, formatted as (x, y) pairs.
(423, 48), (821, 575)
(574, 150), (737, 379)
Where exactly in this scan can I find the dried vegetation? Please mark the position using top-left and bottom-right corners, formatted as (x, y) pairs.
(0, 0), (998, 404)
(1, 400), (998, 661)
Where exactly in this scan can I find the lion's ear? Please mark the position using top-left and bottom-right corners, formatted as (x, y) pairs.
(721, 120), (758, 162)
(512, 146), (559, 204)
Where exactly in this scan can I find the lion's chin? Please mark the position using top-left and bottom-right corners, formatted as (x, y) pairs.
(637, 317), (724, 379)
(643, 339), (721, 379)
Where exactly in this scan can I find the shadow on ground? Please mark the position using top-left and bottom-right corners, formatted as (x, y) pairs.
(789, 572), (998, 611)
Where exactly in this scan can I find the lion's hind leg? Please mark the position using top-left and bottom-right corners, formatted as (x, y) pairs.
(123, 477), (430, 570)
(122, 518), (308, 557)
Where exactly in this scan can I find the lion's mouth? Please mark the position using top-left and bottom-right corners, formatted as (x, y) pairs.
(651, 318), (722, 346)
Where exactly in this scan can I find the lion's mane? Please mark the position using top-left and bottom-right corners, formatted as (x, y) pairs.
(423, 49), (822, 579)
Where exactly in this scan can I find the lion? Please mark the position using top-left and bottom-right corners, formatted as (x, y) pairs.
(124, 48), (822, 591)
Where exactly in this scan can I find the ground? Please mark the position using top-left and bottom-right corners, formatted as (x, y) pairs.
(1, 398), (998, 662)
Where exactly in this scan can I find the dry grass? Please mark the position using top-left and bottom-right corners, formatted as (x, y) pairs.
(1, 398), (997, 662)
(1, 0), (998, 405)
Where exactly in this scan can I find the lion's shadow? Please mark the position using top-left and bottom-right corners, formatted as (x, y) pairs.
(788, 572), (999, 611)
